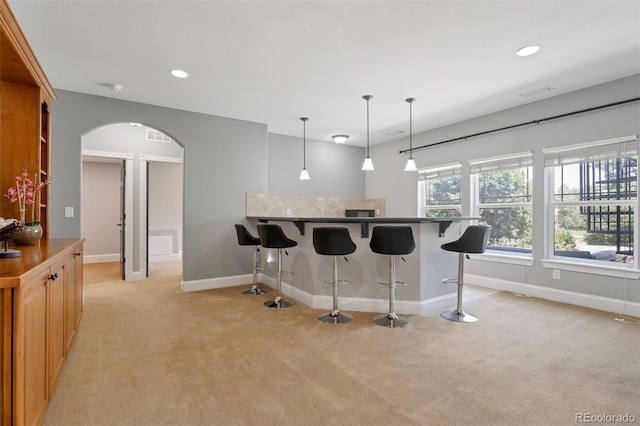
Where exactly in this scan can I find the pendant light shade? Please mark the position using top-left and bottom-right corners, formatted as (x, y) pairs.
(404, 97), (418, 172)
(361, 95), (374, 171)
(299, 117), (310, 180)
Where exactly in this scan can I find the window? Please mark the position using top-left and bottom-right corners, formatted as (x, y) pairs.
(470, 152), (533, 253)
(418, 163), (462, 217)
(544, 135), (638, 268)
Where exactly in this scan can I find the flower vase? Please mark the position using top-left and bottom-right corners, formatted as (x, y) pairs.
(14, 224), (43, 245)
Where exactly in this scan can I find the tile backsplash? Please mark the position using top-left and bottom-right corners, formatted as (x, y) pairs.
(246, 193), (386, 217)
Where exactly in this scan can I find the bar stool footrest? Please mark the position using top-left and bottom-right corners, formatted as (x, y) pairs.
(323, 279), (351, 285)
(377, 280), (407, 286)
(442, 278), (458, 284)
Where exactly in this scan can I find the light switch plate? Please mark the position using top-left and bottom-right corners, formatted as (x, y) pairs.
(65, 206), (74, 218)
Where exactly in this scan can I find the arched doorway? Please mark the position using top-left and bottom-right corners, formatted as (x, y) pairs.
(81, 122), (184, 281)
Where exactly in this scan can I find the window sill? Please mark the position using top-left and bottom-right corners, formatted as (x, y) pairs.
(541, 259), (640, 279)
(470, 252), (534, 266)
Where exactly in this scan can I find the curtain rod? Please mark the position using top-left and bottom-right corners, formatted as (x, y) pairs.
(398, 97), (640, 154)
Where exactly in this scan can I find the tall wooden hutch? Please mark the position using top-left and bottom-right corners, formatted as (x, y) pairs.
(1, 0), (53, 235)
(1, 2), (85, 426)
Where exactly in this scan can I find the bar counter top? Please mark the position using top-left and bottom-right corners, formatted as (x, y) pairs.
(248, 216), (478, 238)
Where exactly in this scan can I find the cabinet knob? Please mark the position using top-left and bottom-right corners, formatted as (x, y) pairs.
(74, 252), (82, 257)
(49, 272), (58, 281)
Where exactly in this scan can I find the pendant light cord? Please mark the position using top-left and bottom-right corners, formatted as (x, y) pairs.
(407, 98), (414, 159)
(363, 95), (373, 156)
(366, 99), (370, 156)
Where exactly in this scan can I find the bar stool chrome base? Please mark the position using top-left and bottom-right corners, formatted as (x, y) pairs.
(440, 309), (478, 323)
(373, 312), (409, 328)
(242, 285), (268, 295)
(264, 296), (294, 309)
(318, 310), (353, 324)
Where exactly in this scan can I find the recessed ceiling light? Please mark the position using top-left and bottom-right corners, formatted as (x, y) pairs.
(170, 69), (189, 78)
(515, 45), (540, 57)
(129, 122), (142, 127)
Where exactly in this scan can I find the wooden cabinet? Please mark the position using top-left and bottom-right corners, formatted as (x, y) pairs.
(1, 239), (84, 426)
(14, 270), (48, 426)
(65, 249), (83, 350)
(48, 258), (66, 394)
(0, 0), (55, 236)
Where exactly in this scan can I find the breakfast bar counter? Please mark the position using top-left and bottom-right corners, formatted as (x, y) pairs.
(248, 216), (468, 238)
(246, 216), (477, 316)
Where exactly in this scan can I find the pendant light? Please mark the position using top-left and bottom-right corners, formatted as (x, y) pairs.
(361, 95), (374, 171)
(404, 97), (417, 172)
(299, 117), (310, 180)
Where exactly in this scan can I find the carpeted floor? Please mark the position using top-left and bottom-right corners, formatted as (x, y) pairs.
(42, 261), (639, 426)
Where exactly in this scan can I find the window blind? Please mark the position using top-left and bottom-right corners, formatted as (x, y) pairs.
(470, 152), (533, 174)
(543, 135), (639, 167)
(418, 163), (461, 181)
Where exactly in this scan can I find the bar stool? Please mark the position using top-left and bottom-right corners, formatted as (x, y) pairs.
(257, 224), (297, 309)
(313, 227), (357, 324)
(234, 224), (268, 295)
(440, 225), (492, 323)
(369, 226), (415, 328)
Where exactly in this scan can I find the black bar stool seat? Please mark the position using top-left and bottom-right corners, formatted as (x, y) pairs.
(369, 226), (415, 328)
(234, 224), (268, 295)
(313, 227), (357, 324)
(257, 224), (297, 309)
(440, 225), (492, 323)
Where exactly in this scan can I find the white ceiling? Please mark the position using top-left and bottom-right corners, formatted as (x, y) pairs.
(8, 0), (640, 147)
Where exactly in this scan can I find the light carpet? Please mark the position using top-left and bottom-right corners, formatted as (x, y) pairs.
(42, 261), (639, 426)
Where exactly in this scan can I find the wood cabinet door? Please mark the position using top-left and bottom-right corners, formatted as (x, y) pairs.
(74, 248), (84, 327)
(14, 271), (49, 426)
(48, 259), (66, 393)
(65, 253), (76, 350)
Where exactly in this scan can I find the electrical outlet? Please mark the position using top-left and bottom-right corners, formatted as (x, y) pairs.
(286, 208), (292, 216)
(65, 206), (74, 218)
(552, 269), (561, 280)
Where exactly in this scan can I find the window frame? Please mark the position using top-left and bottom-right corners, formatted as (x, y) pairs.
(469, 152), (534, 257)
(542, 135), (640, 276)
(418, 162), (462, 218)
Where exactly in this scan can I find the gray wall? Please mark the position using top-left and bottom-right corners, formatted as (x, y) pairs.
(366, 74), (640, 304)
(51, 90), (268, 281)
(81, 160), (121, 256)
(149, 161), (183, 237)
(267, 133), (365, 197)
(50, 90), (365, 282)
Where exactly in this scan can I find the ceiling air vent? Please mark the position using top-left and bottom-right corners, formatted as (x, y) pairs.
(519, 86), (554, 99)
(146, 128), (172, 143)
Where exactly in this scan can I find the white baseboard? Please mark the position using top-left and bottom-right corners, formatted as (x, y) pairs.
(467, 274), (640, 318)
(182, 273), (458, 316)
(83, 254), (120, 264)
(125, 270), (147, 282)
(181, 274), (257, 292)
(149, 253), (181, 263)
